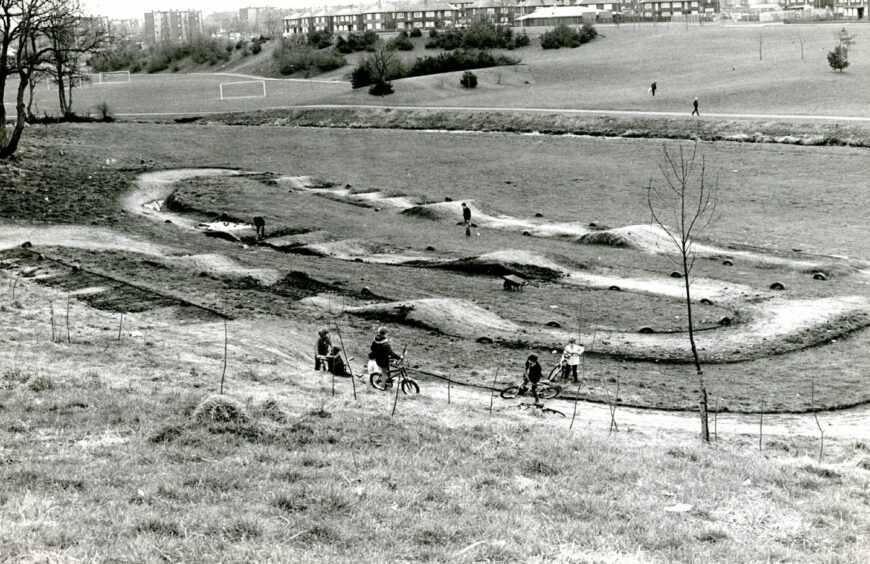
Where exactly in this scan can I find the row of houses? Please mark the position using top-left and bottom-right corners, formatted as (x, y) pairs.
(282, 0), (726, 35)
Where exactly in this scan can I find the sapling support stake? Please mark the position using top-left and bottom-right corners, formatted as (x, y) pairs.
(811, 380), (824, 463)
(117, 313), (124, 343)
(571, 328), (597, 431)
(759, 396), (765, 451)
(49, 301), (56, 342)
(447, 372), (451, 404)
(391, 346), (407, 417)
(65, 294), (71, 344)
(332, 319), (356, 401)
(713, 396), (719, 441)
(220, 319), (228, 395)
(489, 365), (500, 416)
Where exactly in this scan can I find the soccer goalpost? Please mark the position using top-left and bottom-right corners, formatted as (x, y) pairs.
(219, 80), (267, 101)
(99, 71), (131, 84)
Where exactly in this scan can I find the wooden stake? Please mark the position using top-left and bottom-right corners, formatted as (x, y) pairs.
(117, 313), (124, 342)
(447, 373), (451, 404)
(811, 380), (824, 463)
(489, 366), (500, 416)
(332, 320), (356, 401)
(50, 301), (56, 342)
(220, 320), (228, 395)
(759, 396), (764, 451)
(65, 294), (71, 344)
(713, 396), (719, 441)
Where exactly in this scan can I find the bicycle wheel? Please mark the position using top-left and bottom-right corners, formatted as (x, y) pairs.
(541, 407), (566, 417)
(547, 364), (562, 382)
(370, 372), (388, 391)
(537, 385), (561, 400)
(401, 379), (420, 395)
(500, 385), (521, 399)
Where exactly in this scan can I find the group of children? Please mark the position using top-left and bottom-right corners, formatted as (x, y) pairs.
(520, 337), (585, 399)
(314, 326), (402, 383)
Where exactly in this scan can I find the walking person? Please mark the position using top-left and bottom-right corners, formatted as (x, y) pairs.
(649, 81), (657, 97)
(461, 202), (472, 237)
(314, 328), (332, 371)
(691, 97), (700, 116)
(562, 337), (585, 383)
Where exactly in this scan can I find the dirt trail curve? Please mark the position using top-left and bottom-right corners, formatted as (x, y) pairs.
(2, 168), (868, 439)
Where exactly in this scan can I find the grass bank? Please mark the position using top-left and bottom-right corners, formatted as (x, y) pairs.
(194, 106), (870, 148)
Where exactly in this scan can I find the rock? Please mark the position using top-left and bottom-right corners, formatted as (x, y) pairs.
(638, 326), (655, 334)
(476, 336), (494, 344)
(444, 197), (452, 202)
(546, 321), (561, 328)
(164, 219), (172, 224)
(670, 271), (683, 278)
(700, 298), (714, 305)
(769, 282), (785, 291)
(522, 231), (531, 236)
(534, 212), (543, 218)
(425, 246), (435, 251)
(608, 285), (621, 291)
(722, 259), (734, 266)
(361, 286), (375, 296)
(21, 241), (32, 248)
(71, 263), (82, 272)
(374, 207), (381, 212)
(718, 316), (732, 326)
(813, 272), (828, 281)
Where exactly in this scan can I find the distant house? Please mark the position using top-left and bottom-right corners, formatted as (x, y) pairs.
(144, 10), (203, 44)
(333, 7), (365, 33)
(394, 2), (460, 30)
(361, 2), (401, 31)
(835, 0), (866, 18)
(516, 5), (603, 25)
(467, 0), (519, 25)
(517, 0), (557, 16)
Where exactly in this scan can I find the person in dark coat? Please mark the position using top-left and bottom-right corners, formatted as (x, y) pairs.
(461, 202), (472, 237)
(520, 354), (543, 404)
(314, 328), (332, 370)
(692, 97), (700, 116)
(650, 81), (657, 96)
(327, 346), (351, 377)
(370, 327), (401, 379)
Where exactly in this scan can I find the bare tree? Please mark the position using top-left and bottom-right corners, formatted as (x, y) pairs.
(647, 142), (719, 442)
(757, 32), (763, 61)
(365, 40), (402, 96)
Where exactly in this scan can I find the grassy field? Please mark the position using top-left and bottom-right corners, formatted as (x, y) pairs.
(0, 277), (869, 562)
(5, 23), (869, 120)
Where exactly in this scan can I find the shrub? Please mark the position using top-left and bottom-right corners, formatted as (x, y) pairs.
(192, 395), (248, 424)
(828, 44), (849, 72)
(251, 42), (262, 55)
(540, 23), (597, 49)
(410, 28), (423, 38)
(350, 64), (373, 88)
(513, 31), (530, 48)
(272, 40), (346, 76)
(425, 22), (519, 50)
(389, 32), (414, 51)
(369, 79), (394, 96)
(407, 49), (518, 78)
(460, 70), (478, 88)
(307, 30), (334, 49)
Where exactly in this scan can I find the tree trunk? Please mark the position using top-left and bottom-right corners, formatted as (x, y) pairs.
(0, 70), (29, 158)
(683, 253), (710, 442)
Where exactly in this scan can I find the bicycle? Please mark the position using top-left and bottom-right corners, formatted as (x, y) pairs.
(370, 354), (420, 394)
(499, 379), (561, 401)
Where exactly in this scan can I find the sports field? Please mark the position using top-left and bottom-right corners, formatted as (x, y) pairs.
(5, 22), (868, 120)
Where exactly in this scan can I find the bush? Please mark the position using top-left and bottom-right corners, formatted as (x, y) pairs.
(369, 79), (394, 96)
(828, 44), (849, 72)
(307, 29), (333, 50)
(460, 70), (477, 89)
(389, 32), (414, 51)
(410, 28), (423, 38)
(251, 42), (262, 55)
(350, 64), (372, 88)
(336, 31), (379, 53)
(407, 49), (518, 78)
(540, 23), (597, 49)
(89, 40), (144, 73)
(272, 39), (346, 76)
(425, 22), (521, 50)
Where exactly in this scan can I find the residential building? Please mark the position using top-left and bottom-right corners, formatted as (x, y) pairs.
(835, 0), (866, 17)
(468, 0), (519, 24)
(239, 7), (284, 36)
(109, 18), (142, 39)
(144, 10), (203, 44)
(394, 2), (460, 30)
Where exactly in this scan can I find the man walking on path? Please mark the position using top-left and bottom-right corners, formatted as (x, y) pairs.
(692, 97), (700, 116)
(649, 81), (657, 96)
(562, 337), (585, 383)
(461, 202), (472, 237)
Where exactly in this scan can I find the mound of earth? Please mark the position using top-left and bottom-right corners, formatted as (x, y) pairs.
(296, 239), (384, 258)
(434, 250), (568, 280)
(276, 176), (317, 189)
(574, 225), (668, 251)
(341, 298), (520, 336)
(403, 200), (487, 221)
(163, 254), (280, 285)
(265, 230), (336, 250)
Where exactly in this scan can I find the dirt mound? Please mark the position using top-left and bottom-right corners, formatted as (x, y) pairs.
(298, 239), (383, 259)
(574, 225), (669, 251)
(265, 230), (335, 250)
(192, 395), (249, 424)
(276, 176), (316, 189)
(403, 200), (489, 221)
(271, 271), (340, 300)
(345, 298), (520, 336)
(164, 254), (281, 285)
(436, 250), (568, 280)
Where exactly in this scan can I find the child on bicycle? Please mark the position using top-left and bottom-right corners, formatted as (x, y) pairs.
(366, 350), (382, 380)
(520, 354), (543, 404)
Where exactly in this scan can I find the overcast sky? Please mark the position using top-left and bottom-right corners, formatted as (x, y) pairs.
(82, 1), (341, 20)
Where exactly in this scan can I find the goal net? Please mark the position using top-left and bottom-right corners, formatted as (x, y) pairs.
(219, 80), (267, 100)
(99, 71), (131, 84)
